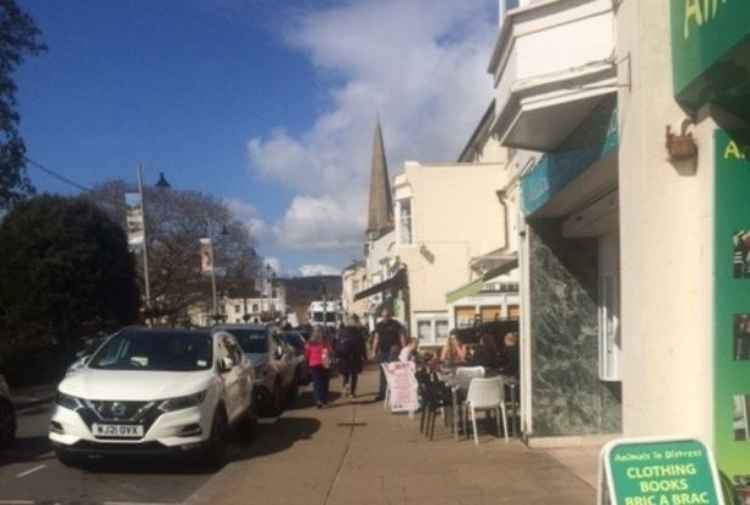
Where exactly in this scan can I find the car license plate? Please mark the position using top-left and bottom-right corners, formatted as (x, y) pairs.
(92, 423), (144, 438)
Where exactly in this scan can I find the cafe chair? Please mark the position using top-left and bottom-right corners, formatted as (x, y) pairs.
(463, 376), (509, 445)
(416, 372), (451, 440)
(453, 366), (485, 390)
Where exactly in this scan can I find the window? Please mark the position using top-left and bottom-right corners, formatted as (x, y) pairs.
(352, 279), (360, 292)
(435, 319), (449, 340)
(455, 307), (475, 329)
(234, 305), (241, 314)
(417, 321), (433, 341)
(416, 315), (450, 344)
(399, 199), (413, 245)
(270, 303), (276, 312)
(252, 304), (259, 312)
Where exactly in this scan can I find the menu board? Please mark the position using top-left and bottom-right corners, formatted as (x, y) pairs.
(385, 361), (418, 413)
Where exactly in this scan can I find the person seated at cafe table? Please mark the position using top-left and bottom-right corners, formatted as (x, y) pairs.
(497, 332), (519, 378)
(440, 330), (467, 365)
(471, 332), (500, 370)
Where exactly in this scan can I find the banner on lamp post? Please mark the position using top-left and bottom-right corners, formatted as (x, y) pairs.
(200, 238), (214, 274)
(125, 193), (145, 249)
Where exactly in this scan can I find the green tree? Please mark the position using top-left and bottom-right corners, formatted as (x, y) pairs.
(0, 0), (46, 210)
(0, 195), (139, 356)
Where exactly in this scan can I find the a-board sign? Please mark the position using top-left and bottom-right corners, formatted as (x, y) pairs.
(384, 361), (418, 413)
(598, 438), (725, 505)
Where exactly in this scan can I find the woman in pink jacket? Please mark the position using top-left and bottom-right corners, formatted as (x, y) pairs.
(305, 326), (331, 408)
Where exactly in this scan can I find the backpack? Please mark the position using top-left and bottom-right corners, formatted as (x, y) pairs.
(336, 330), (355, 356)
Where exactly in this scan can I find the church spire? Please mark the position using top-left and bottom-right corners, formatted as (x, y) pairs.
(366, 118), (394, 240)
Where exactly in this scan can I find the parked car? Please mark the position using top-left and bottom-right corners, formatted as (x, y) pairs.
(49, 327), (256, 469)
(279, 331), (311, 386)
(0, 374), (16, 450)
(214, 324), (297, 417)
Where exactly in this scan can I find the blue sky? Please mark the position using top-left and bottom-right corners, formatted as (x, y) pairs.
(16, 0), (497, 276)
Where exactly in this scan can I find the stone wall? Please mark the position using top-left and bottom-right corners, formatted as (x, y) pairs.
(529, 220), (621, 436)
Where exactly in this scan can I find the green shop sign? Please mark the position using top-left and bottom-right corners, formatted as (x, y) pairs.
(713, 129), (750, 505)
(670, 0), (750, 117)
(600, 439), (724, 505)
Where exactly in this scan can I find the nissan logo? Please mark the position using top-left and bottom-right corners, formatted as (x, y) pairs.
(112, 402), (127, 418)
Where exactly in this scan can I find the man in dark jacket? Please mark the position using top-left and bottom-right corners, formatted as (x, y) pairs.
(336, 314), (368, 398)
(371, 309), (406, 401)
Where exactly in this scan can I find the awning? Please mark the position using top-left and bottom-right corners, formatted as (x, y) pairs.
(354, 269), (406, 301)
(470, 250), (517, 273)
(446, 259), (519, 304)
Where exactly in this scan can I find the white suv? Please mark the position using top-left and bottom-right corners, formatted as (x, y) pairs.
(0, 374), (16, 450)
(49, 327), (256, 468)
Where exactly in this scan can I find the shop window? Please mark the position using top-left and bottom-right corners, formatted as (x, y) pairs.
(508, 305), (520, 319)
(480, 306), (502, 322)
(455, 307), (475, 329)
(399, 199), (413, 245)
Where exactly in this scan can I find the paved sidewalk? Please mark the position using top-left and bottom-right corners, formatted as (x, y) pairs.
(188, 367), (595, 505)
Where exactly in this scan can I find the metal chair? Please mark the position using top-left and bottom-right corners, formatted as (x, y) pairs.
(463, 376), (509, 445)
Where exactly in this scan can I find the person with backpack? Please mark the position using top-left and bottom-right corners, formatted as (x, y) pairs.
(336, 314), (368, 398)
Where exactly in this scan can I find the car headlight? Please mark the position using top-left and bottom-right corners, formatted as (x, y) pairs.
(158, 391), (207, 412)
(56, 392), (83, 411)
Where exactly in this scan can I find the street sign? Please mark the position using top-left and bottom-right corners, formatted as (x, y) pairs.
(598, 438), (725, 505)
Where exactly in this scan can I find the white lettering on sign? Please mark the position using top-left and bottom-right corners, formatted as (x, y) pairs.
(684, 0), (728, 40)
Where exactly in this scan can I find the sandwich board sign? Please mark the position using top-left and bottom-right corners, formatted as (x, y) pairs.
(598, 438), (725, 505)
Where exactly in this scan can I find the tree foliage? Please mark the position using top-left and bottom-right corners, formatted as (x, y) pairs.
(0, 195), (140, 356)
(87, 180), (260, 325)
(0, 0), (47, 210)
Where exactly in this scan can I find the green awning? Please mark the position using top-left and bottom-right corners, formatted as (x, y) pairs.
(446, 277), (485, 305)
(445, 259), (518, 304)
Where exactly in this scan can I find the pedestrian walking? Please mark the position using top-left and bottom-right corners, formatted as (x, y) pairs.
(336, 314), (368, 398)
(305, 326), (332, 408)
(371, 308), (406, 401)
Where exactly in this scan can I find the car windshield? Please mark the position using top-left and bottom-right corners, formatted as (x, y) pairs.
(88, 331), (212, 371)
(224, 329), (268, 354)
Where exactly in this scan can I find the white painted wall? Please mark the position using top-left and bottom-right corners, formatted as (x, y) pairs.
(616, 0), (713, 441)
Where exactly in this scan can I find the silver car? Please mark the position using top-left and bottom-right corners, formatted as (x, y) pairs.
(213, 325), (297, 417)
(0, 374), (16, 450)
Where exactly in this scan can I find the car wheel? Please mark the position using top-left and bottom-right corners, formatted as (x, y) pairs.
(288, 370), (300, 403)
(0, 399), (15, 450)
(55, 448), (80, 467)
(206, 407), (229, 470)
(269, 381), (283, 417)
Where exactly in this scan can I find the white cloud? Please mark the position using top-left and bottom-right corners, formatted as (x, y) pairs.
(273, 194), (365, 250)
(225, 198), (268, 238)
(298, 264), (341, 277)
(248, 0), (497, 253)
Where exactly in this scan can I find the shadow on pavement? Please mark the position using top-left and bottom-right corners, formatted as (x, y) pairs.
(287, 389), (342, 410)
(0, 435), (55, 467)
(233, 416), (321, 461)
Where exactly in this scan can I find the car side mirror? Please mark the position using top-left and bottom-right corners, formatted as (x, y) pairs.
(218, 356), (234, 373)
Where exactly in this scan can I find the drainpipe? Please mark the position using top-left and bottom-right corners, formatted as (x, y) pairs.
(496, 189), (510, 251)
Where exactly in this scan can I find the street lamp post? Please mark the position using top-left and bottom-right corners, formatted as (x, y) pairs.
(137, 167), (170, 325)
(205, 221), (228, 325)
